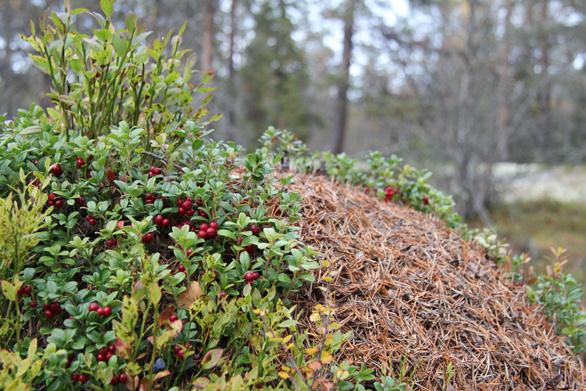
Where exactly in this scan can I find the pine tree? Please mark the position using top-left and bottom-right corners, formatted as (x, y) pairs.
(240, 0), (314, 142)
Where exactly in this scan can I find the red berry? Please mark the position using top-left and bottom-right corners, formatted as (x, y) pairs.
(209, 221), (219, 230)
(108, 344), (116, 353)
(176, 198), (184, 207)
(89, 302), (99, 312)
(186, 248), (193, 257)
(110, 376), (119, 385)
(142, 232), (154, 243)
(50, 302), (61, 312)
(200, 223), (209, 231)
(48, 193), (57, 201)
(198, 209), (208, 218)
(54, 198), (64, 208)
(169, 314), (178, 322)
(178, 264), (186, 273)
(118, 373), (128, 383)
(76, 157), (85, 168)
(218, 291), (227, 298)
(75, 196), (86, 207)
(206, 227), (216, 237)
(103, 306), (112, 316)
(105, 238), (118, 248)
(185, 208), (195, 217)
(29, 300), (38, 308)
(96, 307), (105, 316)
(79, 374), (89, 383)
(182, 200), (193, 210)
(197, 230), (207, 239)
(243, 271), (256, 282)
(44, 309), (54, 318)
(72, 373), (80, 382)
(154, 214), (164, 225)
(178, 207), (186, 215)
(97, 353), (105, 362)
(144, 193), (155, 204)
(50, 163), (63, 176)
(106, 169), (117, 181)
(249, 224), (261, 235)
(423, 195), (430, 205)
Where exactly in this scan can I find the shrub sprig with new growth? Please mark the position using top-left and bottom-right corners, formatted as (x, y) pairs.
(0, 4), (394, 390)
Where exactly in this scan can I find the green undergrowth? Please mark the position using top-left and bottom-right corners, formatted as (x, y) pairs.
(0, 2), (582, 390)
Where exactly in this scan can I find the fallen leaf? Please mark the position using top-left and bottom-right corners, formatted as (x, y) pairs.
(192, 377), (210, 389)
(201, 348), (223, 369)
(177, 281), (202, 308)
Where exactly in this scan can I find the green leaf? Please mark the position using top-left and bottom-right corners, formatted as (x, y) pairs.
(100, 0), (114, 18)
(149, 283), (161, 305)
(1, 281), (17, 301)
(278, 319), (297, 328)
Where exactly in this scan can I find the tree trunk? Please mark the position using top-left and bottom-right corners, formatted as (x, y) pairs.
(537, 0), (552, 157)
(201, 0), (216, 75)
(495, 0), (514, 159)
(332, 0), (356, 154)
(227, 0), (238, 127)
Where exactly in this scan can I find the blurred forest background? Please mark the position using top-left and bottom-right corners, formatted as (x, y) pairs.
(1, 0), (585, 288)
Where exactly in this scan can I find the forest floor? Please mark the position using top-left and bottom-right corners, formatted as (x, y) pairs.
(491, 164), (586, 298)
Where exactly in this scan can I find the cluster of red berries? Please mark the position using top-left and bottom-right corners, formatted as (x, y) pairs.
(71, 373), (89, 383)
(144, 193), (157, 204)
(96, 343), (116, 362)
(173, 344), (185, 359)
(49, 163), (63, 176)
(243, 271), (260, 284)
(110, 372), (129, 385)
(177, 197), (196, 217)
(384, 186), (396, 202)
(17, 285), (33, 296)
(89, 302), (112, 317)
(43, 302), (62, 318)
(75, 156), (86, 168)
(105, 238), (118, 248)
(197, 221), (218, 240)
(47, 193), (64, 208)
(154, 214), (171, 228)
(85, 215), (98, 226)
(148, 165), (162, 177)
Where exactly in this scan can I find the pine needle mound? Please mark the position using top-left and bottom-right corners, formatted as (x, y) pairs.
(284, 174), (584, 390)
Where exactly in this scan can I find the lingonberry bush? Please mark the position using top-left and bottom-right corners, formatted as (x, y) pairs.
(0, 4), (388, 390)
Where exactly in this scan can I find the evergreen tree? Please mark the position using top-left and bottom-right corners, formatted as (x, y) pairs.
(240, 0), (315, 142)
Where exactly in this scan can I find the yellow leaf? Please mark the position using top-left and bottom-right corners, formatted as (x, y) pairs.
(309, 313), (321, 322)
(278, 371), (289, 379)
(305, 346), (319, 356)
(320, 351), (333, 364)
